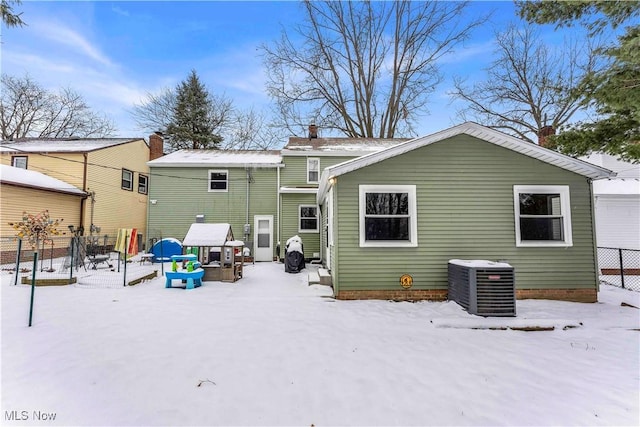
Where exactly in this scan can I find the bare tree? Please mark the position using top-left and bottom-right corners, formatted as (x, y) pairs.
(0, 74), (115, 140)
(450, 25), (603, 143)
(130, 87), (176, 135)
(261, 0), (487, 138)
(219, 107), (284, 150)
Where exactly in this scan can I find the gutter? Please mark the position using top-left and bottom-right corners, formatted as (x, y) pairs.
(1, 181), (87, 197)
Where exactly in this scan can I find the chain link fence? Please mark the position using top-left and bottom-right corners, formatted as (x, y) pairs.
(597, 247), (640, 292)
(1, 234), (161, 288)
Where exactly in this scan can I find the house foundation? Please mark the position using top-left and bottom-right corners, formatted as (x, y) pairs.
(334, 288), (597, 303)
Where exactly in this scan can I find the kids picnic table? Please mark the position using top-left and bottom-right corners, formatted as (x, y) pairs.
(165, 254), (203, 290)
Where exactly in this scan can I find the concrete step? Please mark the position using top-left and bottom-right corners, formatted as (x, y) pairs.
(308, 272), (320, 285)
(318, 268), (332, 286)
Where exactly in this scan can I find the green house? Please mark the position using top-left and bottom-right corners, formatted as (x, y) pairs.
(147, 130), (407, 262)
(317, 122), (614, 302)
(280, 134), (408, 259)
(147, 150), (283, 261)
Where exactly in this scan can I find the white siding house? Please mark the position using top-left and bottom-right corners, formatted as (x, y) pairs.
(581, 153), (640, 250)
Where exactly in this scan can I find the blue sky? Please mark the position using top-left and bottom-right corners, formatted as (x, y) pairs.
(2, 1), (581, 142)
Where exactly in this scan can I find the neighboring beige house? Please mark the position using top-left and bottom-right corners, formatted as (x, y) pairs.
(0, 165), (87, 262)
(580, 152), (640, 250)
(0, 137), (162, 249)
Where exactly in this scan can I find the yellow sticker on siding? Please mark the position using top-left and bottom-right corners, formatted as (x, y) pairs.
(400, 274), (413, 289)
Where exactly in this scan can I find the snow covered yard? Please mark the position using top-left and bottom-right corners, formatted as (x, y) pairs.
(1, 262), (639, 427)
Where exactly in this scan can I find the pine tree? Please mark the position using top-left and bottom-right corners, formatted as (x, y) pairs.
(518, 0), (640, 161)
(166, 70), (223, 150)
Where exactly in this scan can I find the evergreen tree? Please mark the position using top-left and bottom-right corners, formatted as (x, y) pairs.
(1, 0), (25, 28)
(518, 0), (640, 161)
(166, 70), (223, 150)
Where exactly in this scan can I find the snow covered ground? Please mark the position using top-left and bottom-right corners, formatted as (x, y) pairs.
(1, 262), (639, 426)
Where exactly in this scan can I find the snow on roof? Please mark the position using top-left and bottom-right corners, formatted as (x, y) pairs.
(182, 223), (233, 247)
(0, 138), (143, 153)
(318, 122), (616, 202)
(283, 137), (408, 156)
(147, 150), (283, 167)
(592, 178), (640, 195)
(448, 259), (512, 268)
(0, 164), (86, 196)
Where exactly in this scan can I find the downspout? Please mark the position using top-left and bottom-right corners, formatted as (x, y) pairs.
(79, 153), (88, 232)
(277, 166), (281, 259)
(246, 167), (250, 228)
(589, 178), (600, 295)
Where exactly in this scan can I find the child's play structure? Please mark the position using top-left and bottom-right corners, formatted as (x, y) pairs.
(182, 223), (245, 283)
(163, 223), (245, 289)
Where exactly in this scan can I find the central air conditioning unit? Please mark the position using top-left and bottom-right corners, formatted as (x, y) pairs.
(448, 259), (516, 317)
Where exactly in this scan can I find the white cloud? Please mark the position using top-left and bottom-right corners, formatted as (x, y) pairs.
(2, 51), (77, 77)
(111, 5), (130, 17)
(35, 19), (115, 68)
(437, 39), (496, 65)
(195, 43), (272, 109)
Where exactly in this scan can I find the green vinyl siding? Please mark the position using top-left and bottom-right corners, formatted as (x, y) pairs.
(320, 199), (328, 262)
(281, 156), (358, 187)
(331, 135), (597, 294)
(279, 154), (358, 259)
(148, 166), (278, 257)
(281, 193), (320, 258)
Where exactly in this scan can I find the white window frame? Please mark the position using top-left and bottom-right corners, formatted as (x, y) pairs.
(299, 204), (319, 233)
(208, 169), (228, 192)
(307, 157), (320, 184)
(359, 184), (418, 248)
(138, 174), (148, 195)
(121, 169), (133, 191)
(513, 185), (573, 247)
(12, 156), (27, 169)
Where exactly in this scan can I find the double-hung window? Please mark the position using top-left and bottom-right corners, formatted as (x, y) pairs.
(121, 169), (133, 191)
(307, 157), (320, 184)
(208, 170), (228, 192)
(299, 205), (318, 232)
(513, 185), (572, 247)
(138, 174), (148, 194)
(359, 184), (417, 247)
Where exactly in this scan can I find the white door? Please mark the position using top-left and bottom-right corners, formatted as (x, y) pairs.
(254, 215), (273, 262)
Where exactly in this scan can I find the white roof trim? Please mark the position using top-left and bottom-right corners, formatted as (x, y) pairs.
(280, 187), (318, 194)
(147, 149), (284, 168)
(282, 149), (388, 157)
(148, 162), (284, 168)
(318, 122), (616, 202)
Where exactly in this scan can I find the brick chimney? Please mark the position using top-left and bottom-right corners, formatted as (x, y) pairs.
(149, 132), (164, 160)
(537, 125), (555, 147)
(308, 123), (318, 139)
